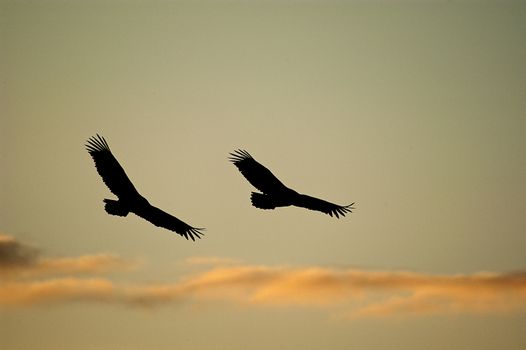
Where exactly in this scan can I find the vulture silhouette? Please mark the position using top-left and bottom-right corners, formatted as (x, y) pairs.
(86, 135), (204, 240)
(229, 150), (355, 218)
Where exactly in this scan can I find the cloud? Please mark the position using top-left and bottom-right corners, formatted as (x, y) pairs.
(0, 235), (135, 277)
(0, 278), (115, 306)
(3, 263), (525, 319)
(33, 255), (136, 276)
(1, 235), (525, 318)
(0, 234), (39, 268)
(345, 270), (526, 318)
(127, 266), (526, 318)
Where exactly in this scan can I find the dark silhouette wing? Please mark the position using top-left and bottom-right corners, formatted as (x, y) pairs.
(295, 194), (354, 219)
(86, 134), (140, 199)
(134, 204), (204, 241)
(229, 150), (289, 194)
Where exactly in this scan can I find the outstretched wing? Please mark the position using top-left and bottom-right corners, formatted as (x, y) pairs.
(295, 194), (354, 219)
(135, 204), (204, 241)
(229, 150), (289, 194)
(86, 134), (140, 199)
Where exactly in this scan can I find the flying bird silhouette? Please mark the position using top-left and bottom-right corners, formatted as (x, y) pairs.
(229, 150), (354, 218)
(86, 134), (204, 240)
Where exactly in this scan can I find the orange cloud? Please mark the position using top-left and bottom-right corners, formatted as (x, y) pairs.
(87, 266), (526, 318)
(0, 235), (135, 278)
(350, 271), (526, 318)
(0, 278), (115, 306)
(34, 254), (136, 276)
(170, 267), (526, 317)
(1, 264), (525, 318)
(1, 235), (525, 318)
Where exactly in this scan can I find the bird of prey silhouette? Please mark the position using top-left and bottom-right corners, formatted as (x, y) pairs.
(229, 150), (354, 218)
(86, 134), (204, 240)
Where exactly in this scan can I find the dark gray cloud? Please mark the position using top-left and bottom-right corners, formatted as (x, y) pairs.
(0, 235), (39, 269)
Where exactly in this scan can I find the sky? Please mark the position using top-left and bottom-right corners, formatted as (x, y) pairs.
(1, 0), (526, 349)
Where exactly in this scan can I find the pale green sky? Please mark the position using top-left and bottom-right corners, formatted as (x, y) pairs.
(1, 1), (526, 350)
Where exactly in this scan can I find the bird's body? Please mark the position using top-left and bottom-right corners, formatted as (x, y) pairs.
(229, 150), (354, 218)
(86, 135), (204, 240)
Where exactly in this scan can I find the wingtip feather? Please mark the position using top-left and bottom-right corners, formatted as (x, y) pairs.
(186, 227), (205, 241)
(86, 134), (110, 153)
(228, 149), (254, 165)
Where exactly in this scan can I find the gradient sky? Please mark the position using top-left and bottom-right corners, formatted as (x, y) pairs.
(1, 1), (526, 349)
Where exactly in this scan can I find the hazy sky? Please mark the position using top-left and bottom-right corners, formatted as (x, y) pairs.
(1, 1), (525, 349)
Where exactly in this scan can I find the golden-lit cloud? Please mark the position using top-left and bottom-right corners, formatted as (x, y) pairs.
(0, 278), (115, 306)
(345, 270), (526, 318)
(1, 235), (525, 318)
(123, 266), (526, 318)
(0, 234), (134, 277)
(33, 255), (136, 276)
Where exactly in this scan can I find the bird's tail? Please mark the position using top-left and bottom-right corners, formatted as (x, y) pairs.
(103, 199), (129, 217)
(250, 192), (277, 210)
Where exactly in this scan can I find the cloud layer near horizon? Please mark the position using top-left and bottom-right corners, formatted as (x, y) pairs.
(2, 235), (525, 318)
